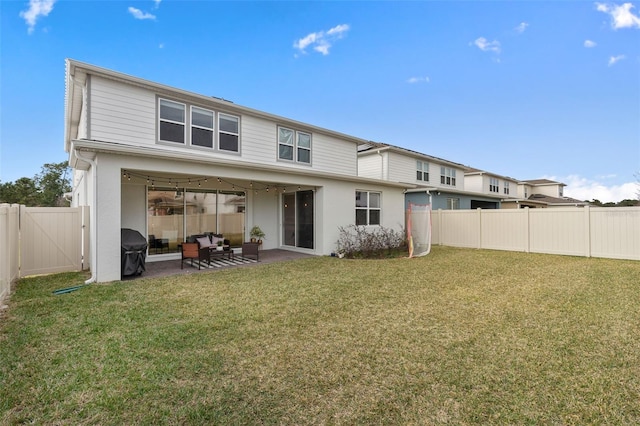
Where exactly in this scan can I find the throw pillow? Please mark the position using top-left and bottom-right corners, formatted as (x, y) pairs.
(197, 236), (212, 248)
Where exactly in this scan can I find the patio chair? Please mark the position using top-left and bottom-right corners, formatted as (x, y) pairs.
(181, 243), (202, 269)
(242, 242), (260, 261)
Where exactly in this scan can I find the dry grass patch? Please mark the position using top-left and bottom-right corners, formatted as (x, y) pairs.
(2, 247), (640, 424)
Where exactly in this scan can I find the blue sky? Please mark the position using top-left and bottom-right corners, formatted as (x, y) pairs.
(1, 0), (639, 202)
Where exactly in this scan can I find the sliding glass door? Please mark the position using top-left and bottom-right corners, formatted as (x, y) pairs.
(282, 190), (314, 249)
(148, 188), (245, 254)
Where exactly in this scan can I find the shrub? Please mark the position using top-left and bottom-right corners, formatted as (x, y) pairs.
(336, 224), (406, 258)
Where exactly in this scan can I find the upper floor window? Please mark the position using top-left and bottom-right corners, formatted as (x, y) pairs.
(559, 187), (563, 197)
(503, 181), (510, 195)
(158, 98), (239, 153)
(489, 177), (500, 193)
(417, 161), (429, 182)
(159, 99), (185, 144)
(278, 126), (311, 164)
(440, 167), (456, 186)
(355, 191), (381, 226)
(191, 106), (214, 148)
(219, 114), (239, 152)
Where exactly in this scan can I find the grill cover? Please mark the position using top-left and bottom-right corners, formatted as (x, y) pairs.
(121, 228), (148, 277)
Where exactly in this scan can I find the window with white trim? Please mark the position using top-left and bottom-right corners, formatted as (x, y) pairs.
(158, 98), (241, 153)
(159, 99), (185, 144)
(440, 167), (457, 186)
(447, 198), (460, 210)
(219, 113), (239, 152)
(489, 177), (500, 193)
(417, 160), (429, 182)
(503, 181), (510, 195)
(278, 126), (311, 164)
(191, 106), (214, 148)
(355, 191), (381, 226)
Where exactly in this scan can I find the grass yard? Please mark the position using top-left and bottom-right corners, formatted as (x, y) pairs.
(1, 246), (640, 424)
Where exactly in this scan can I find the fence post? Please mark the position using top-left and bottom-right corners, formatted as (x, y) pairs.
(584, 206), (591, 258)
(477, 208), (482, 249)
(0, 204), (8, 304)
(524, 207), (530, 253)
(437, 209), (443, 246)
(1, 204), (21, 304)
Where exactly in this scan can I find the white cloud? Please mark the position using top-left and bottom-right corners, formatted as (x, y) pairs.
(128, 6), (156, 20)
(595, 2), (640, 29)
(19, 0), (56, 34)
(407, 76), (430, 84)
(562, 174), (638, 202)
(515, 22), (529, 33)
(584, 39), (597, 47)
(472, 37), (501, 54)
(154, 0), (162, 9)
(294, 24), (350, 56)
(608, 54), (626, 65)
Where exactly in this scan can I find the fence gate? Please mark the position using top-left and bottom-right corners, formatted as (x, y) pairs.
(19, 207), (88, 277)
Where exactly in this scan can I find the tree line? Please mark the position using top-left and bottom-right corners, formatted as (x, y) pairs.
(0, 162), (72, 207)
(587, 199), (639, 207)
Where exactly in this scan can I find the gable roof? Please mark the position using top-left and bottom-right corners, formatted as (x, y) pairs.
(65, 59), (370, 153)
(521, 179), (566, 187)
(464, 167), (519, 182)
(528, 194), (589, 206)
(357, 141), (469, 170)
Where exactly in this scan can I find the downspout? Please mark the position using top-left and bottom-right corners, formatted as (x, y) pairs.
(75, 149), (97, 284)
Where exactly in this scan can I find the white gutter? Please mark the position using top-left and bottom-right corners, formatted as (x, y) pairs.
(71, 138), (412, 189)
(74, 149), (97, 284)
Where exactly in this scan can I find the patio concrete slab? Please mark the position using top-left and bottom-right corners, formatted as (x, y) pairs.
(126, 249), (314, 280)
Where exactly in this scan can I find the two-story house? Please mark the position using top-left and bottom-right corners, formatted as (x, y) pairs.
(500, 179), (589, 208)
(357, 143), (513, 210)
(462, 168), (520, 208)
(65, 60), (409, 282)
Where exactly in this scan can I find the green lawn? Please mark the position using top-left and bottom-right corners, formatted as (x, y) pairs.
(2, 247), (640, 424)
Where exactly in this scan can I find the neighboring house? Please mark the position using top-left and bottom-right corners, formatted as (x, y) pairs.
(357, 143), (514, 210)
(357, 143), (585, 211)
(65, 59), (409, 282)
(501, 179), (589, 208)
(463, 168), (519, 209)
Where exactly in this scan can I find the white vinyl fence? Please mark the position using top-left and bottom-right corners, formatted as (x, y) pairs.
(432, 206), (640, 260)
(0, 204), (89, 305)
(0, 204), (20, 304)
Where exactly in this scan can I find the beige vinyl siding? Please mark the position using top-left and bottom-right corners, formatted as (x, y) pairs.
(517, 184), (531, 198)
(240, 116), (357, 175)
(532, 184), (563, 198)
(463, 174), (484, 193)
(387, 152), (416, 183)
(89, 76), (156, 145)
(357, 154), (385, 179)
(312, 133), (357, 176)
(88, 77), (358, 175)
(240, 115), (276, 162)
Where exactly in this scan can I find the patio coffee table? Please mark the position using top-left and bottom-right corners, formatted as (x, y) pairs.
(208, 246), (233, 263)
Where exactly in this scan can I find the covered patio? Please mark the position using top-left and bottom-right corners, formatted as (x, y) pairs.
(126, 248), (313, 280)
